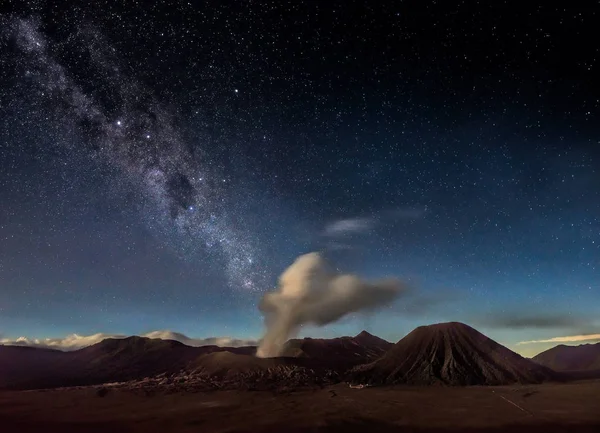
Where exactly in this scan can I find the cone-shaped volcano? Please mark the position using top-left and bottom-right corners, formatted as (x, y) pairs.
(350, 322), (556, 385)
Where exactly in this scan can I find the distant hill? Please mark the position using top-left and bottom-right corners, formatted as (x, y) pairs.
(280, 331), (392, 368)
(349, 322), (557, 386)
(532, 342), (600, 372)
(0, 345), (67, 389)
(0, 336), (246, 390)
(353, 330), (394, 353)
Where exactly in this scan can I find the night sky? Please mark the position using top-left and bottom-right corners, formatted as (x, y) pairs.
(0, 1), (598, 357)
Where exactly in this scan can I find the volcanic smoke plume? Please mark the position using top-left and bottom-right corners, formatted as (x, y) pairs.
(256, 252), (405, 358)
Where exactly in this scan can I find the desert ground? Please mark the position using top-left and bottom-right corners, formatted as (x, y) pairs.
(1, 380), (599, 432)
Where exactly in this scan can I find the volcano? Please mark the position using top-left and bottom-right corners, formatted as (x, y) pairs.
(280, 331), (392, 369)
(350, 322), (557, 385)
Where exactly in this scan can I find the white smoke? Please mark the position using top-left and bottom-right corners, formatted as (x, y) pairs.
(256, 252), (405, 358)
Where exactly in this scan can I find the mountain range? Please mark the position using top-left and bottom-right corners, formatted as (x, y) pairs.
(1, 322), (598, 391)
(532, 342), (600, 372)
(0, 330), (255, 351)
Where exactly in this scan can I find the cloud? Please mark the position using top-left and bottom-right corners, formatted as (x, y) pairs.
(476, 313), (592, 329)
(0, 333), (123, 350)
(0, 330), (256, 351)
(324, 218), (374, 236)
(142, 331), (256, 348)
(256, 252), (406, 358)
(517, 334), (600, 345)
(323, 207), (426, 239)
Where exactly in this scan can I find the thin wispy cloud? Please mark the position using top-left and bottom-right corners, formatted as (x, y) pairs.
(324, 218), (374, 236)
(323, 206), (426, 238)
(0, 331), (257, 351)
(517, 333), (600, 345)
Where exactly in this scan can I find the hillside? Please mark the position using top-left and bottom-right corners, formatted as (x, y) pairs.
(0, 345), (68, 389)
(280, 331), (392, 368)
(0, 336), (244, 389)
(533, 343), (600, 372)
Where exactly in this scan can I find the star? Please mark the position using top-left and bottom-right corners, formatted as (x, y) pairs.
(0, 3), (597, 358)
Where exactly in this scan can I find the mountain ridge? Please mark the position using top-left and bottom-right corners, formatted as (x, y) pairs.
(532, 342), (600, 371)
(0, 322), (567, 390)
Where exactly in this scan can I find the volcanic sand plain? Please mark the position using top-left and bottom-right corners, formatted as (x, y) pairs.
(1, 380), (599, 432)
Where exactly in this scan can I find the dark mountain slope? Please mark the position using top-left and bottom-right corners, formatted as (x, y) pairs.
(0, 345), (68, 389)
(532, 342), (600, 372)
(0, 336), (248, 389)
(280, 331), (392, 369)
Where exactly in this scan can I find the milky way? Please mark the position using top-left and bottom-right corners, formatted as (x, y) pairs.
(4, 17), (265, 291)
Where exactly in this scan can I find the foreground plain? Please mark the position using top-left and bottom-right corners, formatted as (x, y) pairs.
(1, 380), (599, 432)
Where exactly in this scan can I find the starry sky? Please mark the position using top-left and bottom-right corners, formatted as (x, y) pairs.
(0, 1), (598, 357)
